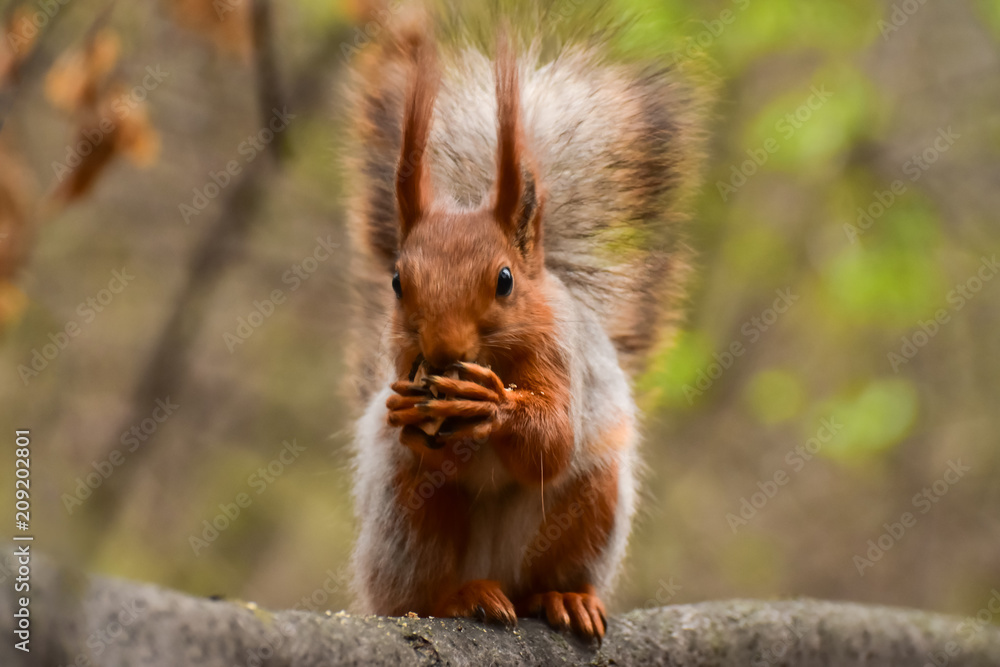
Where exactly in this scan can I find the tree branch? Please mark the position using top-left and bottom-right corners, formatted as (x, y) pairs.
(2, 550), (998, 667)
(250, 0), (287, 160)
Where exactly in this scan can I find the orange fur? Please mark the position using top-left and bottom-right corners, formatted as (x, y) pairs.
(384, 469), (468, 615)
(434, 579), (516, 626)
(395, 24), (439, 236)
(519, 463), (619, 594)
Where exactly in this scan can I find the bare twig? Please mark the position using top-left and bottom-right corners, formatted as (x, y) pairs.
(250, 0), (286, 160)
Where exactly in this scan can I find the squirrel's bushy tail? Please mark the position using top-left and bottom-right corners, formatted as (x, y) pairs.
(343, 2), (707, 402)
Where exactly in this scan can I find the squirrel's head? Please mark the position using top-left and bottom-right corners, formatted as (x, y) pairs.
(389, 34), (548, 373)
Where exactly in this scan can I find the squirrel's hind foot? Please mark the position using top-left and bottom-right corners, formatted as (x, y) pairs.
(435, 579), (517, 628)
(521, 588), (607, 641)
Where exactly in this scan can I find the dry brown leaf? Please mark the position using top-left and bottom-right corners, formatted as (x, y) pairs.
(0, 281), (28, 329)
(0, 144), (32, 278)
(50, 91), (161, 204)
(44, 29), (120, 113)
(115, 102), (161, 167)
(43, 28), (163, 205)
(0, 141), (35, 328)
(345, 0), (391, 24)
(0, 8), (40, 86)
(88, 28), (121, 76)
(50, 124), (117, 203)
(100, 84), (163, 166)
(167, 0), (251, 59)
(43, 51), (90, 112)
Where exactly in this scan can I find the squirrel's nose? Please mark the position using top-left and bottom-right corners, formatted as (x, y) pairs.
(421, 324), (477, 370)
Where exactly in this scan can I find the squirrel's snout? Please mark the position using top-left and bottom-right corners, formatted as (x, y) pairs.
(421, 325), (478, 370)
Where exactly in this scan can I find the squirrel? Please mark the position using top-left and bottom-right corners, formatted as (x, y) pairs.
(343, 5), (704, 641)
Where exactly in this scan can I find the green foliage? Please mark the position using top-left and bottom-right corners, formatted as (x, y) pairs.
(975, 0), (1000, 38)
(746, 368), (805, 424)
(744, 66), (879, 174)
(639, 331), (714, 409)
(722, 534), (783, 592)
(812, 379), (919, 461)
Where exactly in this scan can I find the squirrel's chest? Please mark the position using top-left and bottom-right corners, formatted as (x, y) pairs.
(451, 441), (514, 492)
(460, 486), (546, 587)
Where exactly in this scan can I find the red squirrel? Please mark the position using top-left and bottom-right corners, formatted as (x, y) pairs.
(344, 8), (703, 641)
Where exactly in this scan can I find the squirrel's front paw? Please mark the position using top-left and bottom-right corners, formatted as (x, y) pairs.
(388, 363), (512, 448)
(435, 579), (516, 628)
(423, 362), (513, 444)
(385, 381), (442, 451)
(450, 361), (508, 397)
(386, 381), (434, 427)
(422, 362), (507, 408)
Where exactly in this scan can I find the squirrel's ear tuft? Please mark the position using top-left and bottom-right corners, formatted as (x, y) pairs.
(396, 32), (440, 241)
(492, 32), (543, 260)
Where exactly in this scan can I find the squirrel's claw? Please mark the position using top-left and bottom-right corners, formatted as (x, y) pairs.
(424, 375), (501, 403)
(386, 389), (437, 427)
(523, 590), (606, 641)
(418, 399), (496, 419)
(452, 361), (507, 396)
(386, 407), (430, 427)
(436, 418), (493, 445)
(435, 580), (517, 629)
(391, 380), (428, 397)
(386, 394), (425, 411)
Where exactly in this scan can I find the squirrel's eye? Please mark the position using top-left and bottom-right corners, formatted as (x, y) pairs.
(496, 267), (513, 297)
(392, 271), (402, 299)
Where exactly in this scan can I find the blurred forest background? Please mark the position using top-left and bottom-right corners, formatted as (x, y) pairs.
(1, 0), (999, 623)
